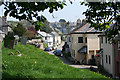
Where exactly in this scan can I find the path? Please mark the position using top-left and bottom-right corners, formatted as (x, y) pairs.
(47, 41), (98, 69)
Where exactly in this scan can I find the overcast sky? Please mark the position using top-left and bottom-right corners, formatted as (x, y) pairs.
(0, 1), (88, 22)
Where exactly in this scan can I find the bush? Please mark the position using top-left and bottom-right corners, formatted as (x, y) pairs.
(35, 37), (42, 39)
(98, 65), (113, 78)
(13, 23), (27, 37)
(64, 52), (71, 58)
(43, 43), (48, 48)
(4, 32), (15, 49)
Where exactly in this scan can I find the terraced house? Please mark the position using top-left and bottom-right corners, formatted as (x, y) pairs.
(98, 32), (120, 78)
(66, 23), (102, 64)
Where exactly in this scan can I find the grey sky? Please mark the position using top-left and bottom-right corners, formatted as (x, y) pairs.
(0, 1), (88, 22)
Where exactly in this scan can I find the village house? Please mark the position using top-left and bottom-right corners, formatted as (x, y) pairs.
(65, 23), (102, 64)
(97, 23), (120, 78)
(37, 30), (53, 48)
(98, 32), (120, 78)
(0, 16), (11, 34)
(98, 33), (114, 77)
(50, 31), (61, 48)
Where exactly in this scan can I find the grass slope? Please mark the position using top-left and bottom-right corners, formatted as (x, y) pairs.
(2, 43), (107, 78)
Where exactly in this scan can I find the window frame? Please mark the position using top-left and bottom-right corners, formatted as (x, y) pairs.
(69, 37), (71, 42)
(109, 55), (111, 64)
(45, 37), (47, 40)
(105, 37), (107, 44)
(106, 55), (108, 63)
(78, 37), (83, 43)
(101, 37), (103, 44)
(85, 37), (87, 43)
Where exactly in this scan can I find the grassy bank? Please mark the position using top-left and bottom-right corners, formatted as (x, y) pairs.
(2, 43), (108, 78)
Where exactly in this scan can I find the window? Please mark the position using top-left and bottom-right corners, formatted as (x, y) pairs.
(69, 37), (71, 42)
(72, 49), (75, 57)
(105, 37), (107, 44)
(78, 37), (83, 43)
(49, 42), (51, 45)
(72, 37), (73, 43)
(118, 41), (120, 50)
(109, 55), (111, 64)
(45, 37), (47, 40)
(106, 55), (107, 63)
(85, 37), (87, 43)
(101, 37), (103, 44)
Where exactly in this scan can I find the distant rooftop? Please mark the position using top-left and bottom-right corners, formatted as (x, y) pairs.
(37, 30), (52, 37)
(50, 32), (59, 36)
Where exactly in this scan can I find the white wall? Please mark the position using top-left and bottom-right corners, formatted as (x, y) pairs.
(102, 36), (114, 76)
(71, 33), (100, 63)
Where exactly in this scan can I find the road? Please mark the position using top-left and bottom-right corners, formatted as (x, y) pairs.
(47, 42), (97, 69)
(48, 42), (64, 55)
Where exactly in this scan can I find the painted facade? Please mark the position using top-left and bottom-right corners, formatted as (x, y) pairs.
(37, 30), (53, 48)
(65, 23), (102, 64)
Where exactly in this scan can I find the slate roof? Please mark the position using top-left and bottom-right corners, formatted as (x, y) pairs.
(71, 23), (103, 34)
(78, 46), (87, 54)
(37, 30), (52, 37)
(50, 32), (59, 36)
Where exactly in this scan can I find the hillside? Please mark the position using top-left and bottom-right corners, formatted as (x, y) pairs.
(2, 43), (108, 78)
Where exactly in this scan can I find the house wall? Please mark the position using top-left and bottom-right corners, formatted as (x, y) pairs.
(102, 36), (114, 76)
(71, 33), (100, 64)
(71, 34), (85, 60)
(44, 36), (53, 48)
(54, 36), (61, 46)
(114, 40), (120, 77)
(65, 35), (72, 53)
(87, 34), (100, 63)
(57, 36), (61, 44)
(47, 36), (53, 48)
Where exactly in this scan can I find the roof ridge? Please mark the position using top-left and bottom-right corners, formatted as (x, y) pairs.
(74, 23), (89, 32)
(87, 27), (94, 32)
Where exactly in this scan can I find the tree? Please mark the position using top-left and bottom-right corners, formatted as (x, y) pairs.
(38, 20), (53, 33)
(27, 26), (37, 34)
(3, 1), (66, 31)
(13, 23), (27, 37)
(59, 19), (66, 23)
(24, 30), (36, 39)
(81, 2), (120, 43)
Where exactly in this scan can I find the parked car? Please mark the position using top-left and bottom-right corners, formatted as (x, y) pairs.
(44, 47), (50, 51)
(53, 49), (62, 56)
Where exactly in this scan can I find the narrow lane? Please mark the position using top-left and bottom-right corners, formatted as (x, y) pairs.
(47, 42), (97, 69)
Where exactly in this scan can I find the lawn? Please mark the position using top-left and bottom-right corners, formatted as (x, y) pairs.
(2, 43), (108, 78)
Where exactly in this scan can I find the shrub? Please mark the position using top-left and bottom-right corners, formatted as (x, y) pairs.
(4, 32), (15, 49)
(43, 43), (48, 48)
(64, 52), (71, 58)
